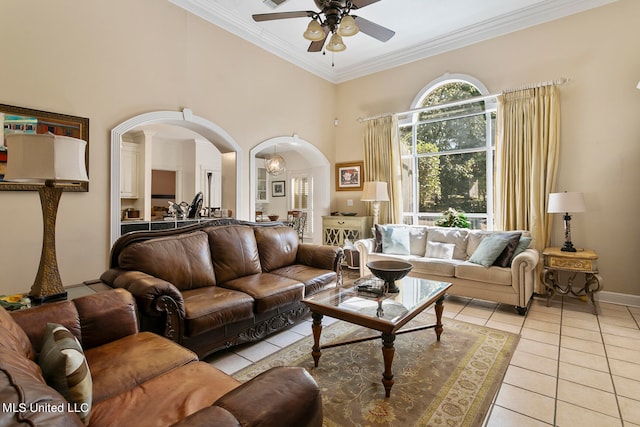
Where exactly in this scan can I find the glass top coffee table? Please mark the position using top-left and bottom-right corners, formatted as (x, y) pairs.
(303, 276), (452, 397)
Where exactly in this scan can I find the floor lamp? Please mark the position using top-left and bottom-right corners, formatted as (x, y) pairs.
(361, 181), (389, 225)
(4, 134), (88, 303)
(547, 191), (586, 252)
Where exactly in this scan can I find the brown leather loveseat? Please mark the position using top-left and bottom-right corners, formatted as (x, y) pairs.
(100, 220), (343, 358)
(0, 289), (322, 426)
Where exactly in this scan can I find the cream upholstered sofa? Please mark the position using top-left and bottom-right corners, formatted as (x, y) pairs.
(354, 225), (539, 314)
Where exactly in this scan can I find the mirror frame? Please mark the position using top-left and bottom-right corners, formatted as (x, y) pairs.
(0, 103), (89, 191)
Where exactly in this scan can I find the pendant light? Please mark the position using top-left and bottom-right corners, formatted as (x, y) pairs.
(265, 145), (286, 176)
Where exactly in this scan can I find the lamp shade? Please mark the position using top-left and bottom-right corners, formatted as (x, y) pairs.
(361, 181), (389, 202)
(547, 192), (586, 213)
(326, 33), (346, 52)
(4, 134), (88, 183)
(338, 15), (359, 37)
(303, 19), (325, 41)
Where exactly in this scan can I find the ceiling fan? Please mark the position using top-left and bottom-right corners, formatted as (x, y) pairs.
(253, 0), (395, 53)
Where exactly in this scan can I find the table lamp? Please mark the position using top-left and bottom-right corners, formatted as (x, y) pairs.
(361, 181), (389, 225)
(4, 134), (88, 303)
(547, 191), (586, 252)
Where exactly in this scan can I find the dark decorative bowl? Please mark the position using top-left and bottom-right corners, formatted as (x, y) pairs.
(268, 215), (279, 221)
(366, 260), (413, 294)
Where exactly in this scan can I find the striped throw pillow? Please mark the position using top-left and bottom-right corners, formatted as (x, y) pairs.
(38, 323), (92, 424)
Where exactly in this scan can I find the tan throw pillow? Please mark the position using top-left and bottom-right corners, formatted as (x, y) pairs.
(38, 323), (92, 424)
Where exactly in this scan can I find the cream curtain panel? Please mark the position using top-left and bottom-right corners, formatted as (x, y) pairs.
(363, 116), (403, 224)
(495, 85), (560, 293)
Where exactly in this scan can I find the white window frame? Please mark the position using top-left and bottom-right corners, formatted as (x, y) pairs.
(400, 74), (497, 229)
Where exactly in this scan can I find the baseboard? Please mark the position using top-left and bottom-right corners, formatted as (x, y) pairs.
(594, 291), (640, 308)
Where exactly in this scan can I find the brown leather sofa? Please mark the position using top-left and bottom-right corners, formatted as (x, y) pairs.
(0, 289), (323, 427)
(100, 220), (343, 358)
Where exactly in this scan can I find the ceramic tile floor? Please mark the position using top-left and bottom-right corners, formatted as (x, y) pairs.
(203, 293), (640, 427)
(71, 282), (640, 426)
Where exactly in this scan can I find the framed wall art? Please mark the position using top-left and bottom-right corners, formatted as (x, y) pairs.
(335, 161), (364, 191)
(272, 180), (285, 197)
(0, 103), (89, 191)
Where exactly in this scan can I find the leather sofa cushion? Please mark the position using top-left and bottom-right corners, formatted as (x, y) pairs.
(181, 287), (254, 337)
(221, 273), (304, 313)
(90, 361), (239, 427)
(0, 305), (34, 359)
(270, 265), (337, 296)
(86, 332), (198, 404)
(0, 348), (83, 427)
(118, 231), (216, 291)
(206, 225), (262, 283)
(254, 226), (299, 272)
(455, 262), (512, 285)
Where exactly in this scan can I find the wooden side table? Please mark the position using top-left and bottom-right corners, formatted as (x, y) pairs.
(542, 247), (603, 314)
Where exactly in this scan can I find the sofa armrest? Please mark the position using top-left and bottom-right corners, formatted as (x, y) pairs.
(297, 244), (344, 272)
(100, 268), (186, 343)
(213, 367), (322, 427)
(101, 268), (185, 317)
(510, 248), (540, 309)
(510, 248), (539, 272)
(354, 238), (376, 277)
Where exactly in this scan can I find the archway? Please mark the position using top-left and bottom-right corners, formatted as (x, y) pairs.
(250, 135), (330, 244)
(110, 108), (241, 245)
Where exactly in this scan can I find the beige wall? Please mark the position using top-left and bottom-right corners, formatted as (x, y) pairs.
(0, 0), (335, 295)
(335, 0), (640, 297)
(1, 0), (638, 299)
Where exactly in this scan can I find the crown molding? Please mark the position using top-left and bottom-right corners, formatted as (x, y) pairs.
(170, 0), (618, 84)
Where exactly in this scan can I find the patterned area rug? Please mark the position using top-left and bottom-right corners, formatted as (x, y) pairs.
(233, 311), (518, 427)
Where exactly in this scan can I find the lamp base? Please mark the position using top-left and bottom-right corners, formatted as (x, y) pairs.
(29, 290), (68, 305)
(560, 242), (577, 252)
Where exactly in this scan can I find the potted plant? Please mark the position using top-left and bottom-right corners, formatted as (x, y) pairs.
(435, 207), (471, 228)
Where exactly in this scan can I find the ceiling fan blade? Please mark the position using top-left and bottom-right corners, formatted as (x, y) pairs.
(351, 0), (382, 9)
(353, 16), (395, 42)
(308, 27), (329, 52)
(252, 11), (313, 22)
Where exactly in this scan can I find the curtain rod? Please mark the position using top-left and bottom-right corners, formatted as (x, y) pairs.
(357, 77), (569, 123)
(502, 77), (569, 94)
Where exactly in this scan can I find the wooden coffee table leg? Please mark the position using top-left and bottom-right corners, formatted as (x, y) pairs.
(311, 312), (323, 367)
(381, 333), (395, 397)
(435, 296), (444, 341)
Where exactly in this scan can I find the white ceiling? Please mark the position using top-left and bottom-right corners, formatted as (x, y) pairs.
(169, 0), (616, 83)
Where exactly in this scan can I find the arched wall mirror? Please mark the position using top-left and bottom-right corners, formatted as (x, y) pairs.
(110, 109), (241, 246)
(250, 135), (330, 244)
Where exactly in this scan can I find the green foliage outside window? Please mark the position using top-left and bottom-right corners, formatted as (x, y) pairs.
(401, 81), (493, 221)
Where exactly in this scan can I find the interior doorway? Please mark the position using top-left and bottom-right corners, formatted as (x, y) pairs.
(250, 135), (330, 244)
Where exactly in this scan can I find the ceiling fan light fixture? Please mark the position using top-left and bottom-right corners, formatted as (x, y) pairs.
(338, 15), (359, 37)
(303, 19), (325, 41)
(326, 32), (346, 52)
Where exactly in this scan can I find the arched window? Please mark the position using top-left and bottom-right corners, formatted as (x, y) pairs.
(399, 75), (496, 229)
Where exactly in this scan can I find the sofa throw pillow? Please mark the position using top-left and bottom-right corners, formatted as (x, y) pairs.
(38, 323), (92, 425)
(380, 225), (411, 255)
(425, 241), (455, 260)
(373, 224), (384, 253)
(468, 235), (510, 267)
(509, 236), (532, 265)
(492, 232), (522, 268)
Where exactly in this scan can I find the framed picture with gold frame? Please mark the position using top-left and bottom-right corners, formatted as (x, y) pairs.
(335, 161), (364, 191)
(0, 103), (89, 191)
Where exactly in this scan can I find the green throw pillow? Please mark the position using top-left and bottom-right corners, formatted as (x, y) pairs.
(468, 235), (510, 267)
(38, 323), (92, 424)
(380, 225), (411, 255)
